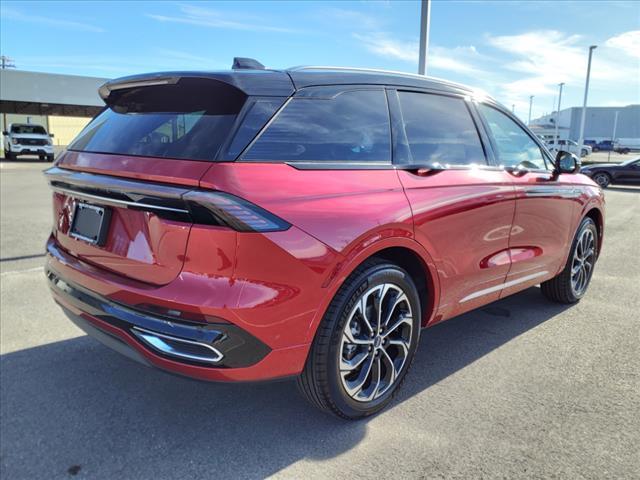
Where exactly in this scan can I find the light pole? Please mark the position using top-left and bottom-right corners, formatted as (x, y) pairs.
(528, 95), (534, 125)
(554, 82), (565, 145)
(577, 45), (597, 152)
(418, 0), (431, 75)
(608, 111), (619, 163)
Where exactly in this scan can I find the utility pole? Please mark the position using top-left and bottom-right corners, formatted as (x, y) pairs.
(577, 45), (597, 151)
(554, 82), (565, 145)
(1, 55), (16, 69)
(418, 0), (431, 75)
(608, 111), (619, 163)
(528, 95), (534, 125)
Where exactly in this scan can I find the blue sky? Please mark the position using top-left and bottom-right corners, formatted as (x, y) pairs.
(1, 0), (638, 120)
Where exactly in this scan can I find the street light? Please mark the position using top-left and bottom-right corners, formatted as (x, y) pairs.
(577, 45), (597, 153)
(554, 82), (565, 145)
(528, 95), (534, 125)
(418, 0), (431, 75)
(608, 111), (619, 163)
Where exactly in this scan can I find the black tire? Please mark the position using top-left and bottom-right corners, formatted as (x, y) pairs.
(541, 217), (598, 304)
(297, 258), (421, 419)
(592, 172), (611, 188)
(47, 155), (55, 162)
(4, 151), (13, 160)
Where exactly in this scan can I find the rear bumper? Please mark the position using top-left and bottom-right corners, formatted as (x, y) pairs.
(46, 238), (311, 382)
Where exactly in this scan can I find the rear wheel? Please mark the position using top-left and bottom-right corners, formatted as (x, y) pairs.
(4, 151), (13, 160)
(47, 154), (55, 162)
(541, 217), (598, 304)
(297, 259), (421, 419)
(592, 172), (610, 188)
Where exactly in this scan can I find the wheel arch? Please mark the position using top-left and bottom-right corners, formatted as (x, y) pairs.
(306, 237), (441, 344)
(583, 207), (604, 257)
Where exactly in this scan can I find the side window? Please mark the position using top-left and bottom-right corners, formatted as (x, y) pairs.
(397, 92), (486, 165)
(243, 89), (390, 162)
(478, 104), (548, 170)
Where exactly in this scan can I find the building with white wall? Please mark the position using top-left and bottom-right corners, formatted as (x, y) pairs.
(529, 104), (639, 143)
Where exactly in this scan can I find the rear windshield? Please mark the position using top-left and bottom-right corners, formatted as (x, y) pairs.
(69, 78), (246, 161)
(11, 125), (47, 135)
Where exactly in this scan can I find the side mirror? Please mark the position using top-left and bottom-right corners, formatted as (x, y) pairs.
(555, 150), (581, 175)
(2, 131), (7, 136)
(49, 133), (55, 138)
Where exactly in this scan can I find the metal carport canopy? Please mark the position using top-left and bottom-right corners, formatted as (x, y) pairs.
(0, 69), (108, 116)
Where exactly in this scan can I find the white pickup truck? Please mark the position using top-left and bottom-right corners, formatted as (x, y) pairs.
(546, 139), (592, 157)
(2, 123), (55, 161)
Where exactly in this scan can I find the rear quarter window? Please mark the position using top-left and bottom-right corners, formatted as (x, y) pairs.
(242, 89), (391, 163)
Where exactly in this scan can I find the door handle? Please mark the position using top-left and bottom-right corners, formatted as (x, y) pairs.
(397, 162), (446, 177)
(505, 165), (530, 177)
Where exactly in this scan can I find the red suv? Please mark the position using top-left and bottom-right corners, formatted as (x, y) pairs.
(45, 61), (604, 419)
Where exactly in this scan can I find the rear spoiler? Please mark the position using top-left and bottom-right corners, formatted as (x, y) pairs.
(98, 70), (295, 105)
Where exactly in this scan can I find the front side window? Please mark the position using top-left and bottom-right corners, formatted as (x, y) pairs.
(478, 104), (548, 170)
(397, 92), (486, 166)
(243, 89), (390, 162)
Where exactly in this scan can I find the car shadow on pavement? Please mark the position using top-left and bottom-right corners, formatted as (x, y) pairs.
(0, 287), (570, 479)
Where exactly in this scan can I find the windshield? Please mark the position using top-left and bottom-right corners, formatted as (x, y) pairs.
(11, 125), (47, 135)
(622, 157), (640, 166)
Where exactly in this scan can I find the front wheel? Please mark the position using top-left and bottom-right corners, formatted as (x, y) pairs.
(297, 259), (421, 419)
(541, 217), (598, 304)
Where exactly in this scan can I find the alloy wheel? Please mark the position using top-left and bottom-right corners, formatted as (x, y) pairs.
(339, 283), (413, 402)
(571, 227), (596, 296)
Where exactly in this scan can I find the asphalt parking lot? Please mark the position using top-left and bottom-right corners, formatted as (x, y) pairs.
(1, 160), (639, 479)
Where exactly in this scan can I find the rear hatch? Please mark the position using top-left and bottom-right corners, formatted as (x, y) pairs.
(46, 73), (292, 286)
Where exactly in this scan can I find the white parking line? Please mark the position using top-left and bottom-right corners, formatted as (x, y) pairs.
(0, 266), (44, 277)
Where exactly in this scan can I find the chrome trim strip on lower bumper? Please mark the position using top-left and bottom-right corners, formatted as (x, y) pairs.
(131, 327), (224, 364)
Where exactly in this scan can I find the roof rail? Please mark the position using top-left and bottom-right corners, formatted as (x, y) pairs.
(232, 57), (265, 70)
(287, 65), (477, 93)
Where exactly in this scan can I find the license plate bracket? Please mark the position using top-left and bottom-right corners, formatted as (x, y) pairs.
(70, 202), (111, 246)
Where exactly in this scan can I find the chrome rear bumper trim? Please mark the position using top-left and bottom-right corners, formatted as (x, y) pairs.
(131, 327), (224, 364)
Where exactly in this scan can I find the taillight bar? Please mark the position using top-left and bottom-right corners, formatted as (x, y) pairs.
(44, 166), (290, 233)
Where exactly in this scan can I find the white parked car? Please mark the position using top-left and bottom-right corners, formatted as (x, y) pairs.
(546, 139), (591, 157)
(2, 123), (55, 161)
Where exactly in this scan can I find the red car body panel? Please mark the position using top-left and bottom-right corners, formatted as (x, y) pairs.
(45, 70), (606, 384)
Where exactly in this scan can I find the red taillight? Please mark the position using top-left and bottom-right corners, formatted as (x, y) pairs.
(183, 191), (290, 233)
